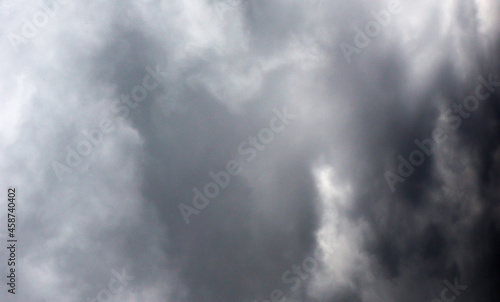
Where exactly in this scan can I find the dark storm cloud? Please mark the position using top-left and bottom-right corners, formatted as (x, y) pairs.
(304, 0), (500, 301)
(0, 0), (499, 301)
(138, 81), (320, 301)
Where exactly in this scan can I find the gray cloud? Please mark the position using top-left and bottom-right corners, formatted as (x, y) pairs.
(0, 0), (499, 301)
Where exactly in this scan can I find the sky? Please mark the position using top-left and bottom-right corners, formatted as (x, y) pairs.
(0, 0), (499, 301)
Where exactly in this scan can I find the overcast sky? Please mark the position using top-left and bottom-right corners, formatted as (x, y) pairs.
(1, 0), (499, 301)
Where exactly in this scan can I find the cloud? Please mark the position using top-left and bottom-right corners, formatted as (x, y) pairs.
(0, 0), (498, 301)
